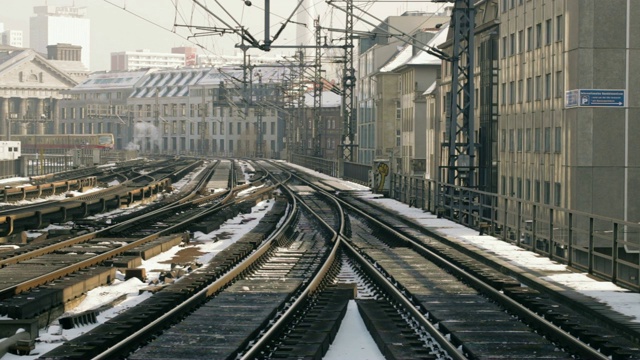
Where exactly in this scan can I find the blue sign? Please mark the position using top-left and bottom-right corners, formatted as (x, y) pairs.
(565, 89), (626, 108)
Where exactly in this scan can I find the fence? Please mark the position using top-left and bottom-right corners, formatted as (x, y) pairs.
(389, 173), (640, 292)
(289, 157), (640, 291)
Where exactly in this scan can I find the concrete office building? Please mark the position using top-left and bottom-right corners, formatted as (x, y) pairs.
(110, 49), (185, 71)
(30, 5), (90, 70)
(496, 0), (640, 223)
(2, 30), (23, 48)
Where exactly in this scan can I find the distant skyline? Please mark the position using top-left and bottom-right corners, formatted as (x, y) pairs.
(0, 0), (448, 72)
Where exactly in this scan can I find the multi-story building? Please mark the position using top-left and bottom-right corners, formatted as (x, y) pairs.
(300, 90), (342, 160)
(356, 11), (450, 168)
(110, 49), (186, 71)
(2, 30), (23, 48)
(30, 5), (90, 70)
(496, 0), (639, 223)
(383, 30), (446, 177)
(60, 66), (287, 158)
(60, 69), (152, 150)
(0, 48), (77, 139)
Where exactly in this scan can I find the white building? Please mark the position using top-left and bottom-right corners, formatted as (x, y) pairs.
(1, 30), (23, 48)
(0, 141), (20, 160)
(30, 5), (90, 70)
(111, 50), (185, 71)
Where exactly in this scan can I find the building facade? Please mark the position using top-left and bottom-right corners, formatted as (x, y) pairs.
(0, 48), (77, 140)
(496, 0), (640, 223)
(2, 30), (23, 48)
(110, 50), (186, 71)
(356, 11), (450, 168)
(60, 66), (287, 158)
(30, 5), (90, 70)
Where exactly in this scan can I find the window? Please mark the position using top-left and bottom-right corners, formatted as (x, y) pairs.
(501, 129), (507, 151)
(502, 0), (507, 12)
(555, 127), (562, 153)
(527, 26), (533, 51)
(517, 178), (523, 198)
(509, 129), (515, 151)
(535, 180), (541, 202)
(545, 73), (551, 99)
(510, 33), (515, 55)
(535, 75), (542, 100)
(517, 128), (523, 151)
(509, 81), (515, 104)
(556, 15), (564, 41)
(554, 183), (561, 206)
(502, 36), (507, 58)
(544, 181), (551, 204)
(501, 176), (507, 195)
(518, 80), (523, 103)
(526, 77), (532, 102)
(535, 127), (541, 152)
(545, 19), (552, 45)
(509, 177), (514, 196)
(544, 127), (551, 152)
(555, 71), (564, 97)
(501, 83), (506, 105)
(536, 23), (542, 48)
(526, 179), (531, 200)
(526, 128), (532, 152)
(237, 122), (241, 135)
(518, 30), (524, 53)
(271, 122), (275, 135)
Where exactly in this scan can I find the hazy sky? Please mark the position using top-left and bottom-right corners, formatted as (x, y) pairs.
(0, 0), (447, 71)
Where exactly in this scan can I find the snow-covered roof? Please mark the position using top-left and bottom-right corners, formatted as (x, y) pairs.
(73, 70), (152, 91)
(379, 24), (449, 73)
(304, 90), (342, 107)
(198, 66), (290, 86)
(424, 81), (437, 95)
(406, 25), (449, 66)
(130, 68), (210, 98)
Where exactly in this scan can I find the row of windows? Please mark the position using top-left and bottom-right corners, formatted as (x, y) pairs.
(501, 71), (563, 105)
(60, 105), (278, 120)
(501, 15), (564, 57)
(133, 138), (277, 154)
(502, 176), (561, 207)
(501, 126), (561, 153)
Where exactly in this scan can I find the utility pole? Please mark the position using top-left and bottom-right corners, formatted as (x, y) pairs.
(297, 50), (306, 156)
(340, 0), (357, 163)
(256, 71), (264, 157)
(313, 17), (323, 157)
(439, 0), (476, 189)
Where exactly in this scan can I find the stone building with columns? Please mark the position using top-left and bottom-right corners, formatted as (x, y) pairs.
(0, 47), (77, 139)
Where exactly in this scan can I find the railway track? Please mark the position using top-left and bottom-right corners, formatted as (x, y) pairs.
(0, 160), (281, 356)
(2, 159), (637, 359)
(247, 161), (635, 359)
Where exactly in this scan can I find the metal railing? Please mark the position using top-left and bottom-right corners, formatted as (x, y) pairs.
(289, 157), (640, 291)
(389, 173), (640, 292)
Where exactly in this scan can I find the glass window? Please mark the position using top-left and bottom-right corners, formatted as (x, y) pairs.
(526, 128), (532, 152)
(536, 23), (542, 48)
(555, 127), (561, 153)
(527, 26), (533, 51)
(502, 36), (507, 58)
(517, 128), (523, 151)
(535, 128), (541, 152)
(526, 77), (532, 102)
(555, 71), (564, 97)
(544, 127), (551, 152)
(545, 19), (552, 45)
(518, 30), (524, 53)
(545, 73), (551, 99)
(554, 183), (561, 206)
(556, 15), (564, 41)
(509, 129), (515, 151)
(510, 33), (515, 55)
(544, 181), (551, 204)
